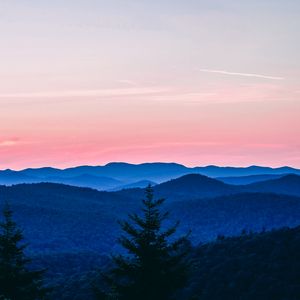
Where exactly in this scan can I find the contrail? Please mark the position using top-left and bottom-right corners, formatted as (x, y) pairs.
(199, 69), (284, 80)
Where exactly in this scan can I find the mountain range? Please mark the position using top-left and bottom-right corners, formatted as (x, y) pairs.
(1, 162), (300, 191)
(1, 173), (300, 255)
(114, 173), (300, 200)
(1, 167), (300, 300)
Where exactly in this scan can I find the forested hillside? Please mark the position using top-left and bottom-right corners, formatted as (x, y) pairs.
(31, 226), (300, 300)
(1, 180), (300, 254)
(187, 226), (300, 300)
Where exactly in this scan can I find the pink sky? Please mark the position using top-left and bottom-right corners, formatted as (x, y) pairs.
(1, 82), (299, 169)
(0, 1), (299, 169)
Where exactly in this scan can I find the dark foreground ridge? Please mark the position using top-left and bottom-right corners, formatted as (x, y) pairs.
(187, 226), (300, 300)
(33, 225), (300, 300)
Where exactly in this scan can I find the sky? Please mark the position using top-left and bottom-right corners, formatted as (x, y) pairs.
(0, 0), (300, 169)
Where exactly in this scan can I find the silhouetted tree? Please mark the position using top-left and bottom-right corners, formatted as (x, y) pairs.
(0, 202), (48, 300)
(97, 185), (190, 300)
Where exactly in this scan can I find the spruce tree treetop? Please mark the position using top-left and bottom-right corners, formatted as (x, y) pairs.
(0, 202), (48, 300)
(98, 185), (190, 300)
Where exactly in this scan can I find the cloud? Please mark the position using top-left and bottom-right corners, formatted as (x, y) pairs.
(0, 87), (169, 99)
(199, 69), (285, 80)
(117, 79), (138, 86)
(0, 139), (19, 147)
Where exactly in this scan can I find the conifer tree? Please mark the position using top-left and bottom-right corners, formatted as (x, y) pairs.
(97, 185), (190, 300)
(0, 202), (47, 300)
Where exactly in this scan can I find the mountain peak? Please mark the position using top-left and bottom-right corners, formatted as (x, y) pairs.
(154, 173), (235, 199)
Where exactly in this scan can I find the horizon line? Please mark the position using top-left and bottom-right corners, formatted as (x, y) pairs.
(1, 162), (298, 172)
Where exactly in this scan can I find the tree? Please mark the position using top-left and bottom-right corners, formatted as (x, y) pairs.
(0, 202), (48, 300)
(97, 185), (190, 300)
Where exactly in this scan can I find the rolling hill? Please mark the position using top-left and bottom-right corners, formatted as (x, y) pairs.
(1, 163), (300, 191)
(44, 174), (123, 190)
(217, 174), (285, 185)
(111, 180), (157, 191)
(153, 174), (237, 200)
(0, 169), (40, 185)
(248, 174), (300, 197)
(115, 173), (300, 200)
(1, 178), (300, 255)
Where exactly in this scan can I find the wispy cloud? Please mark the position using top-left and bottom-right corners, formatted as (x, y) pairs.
(199, 69), (285, 80)
(0, 87), (169, 99)
(117, 79), (138, 86)
(0, 139), (19, 147)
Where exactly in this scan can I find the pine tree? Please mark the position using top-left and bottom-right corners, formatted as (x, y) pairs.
(0, 202), (47, 300)
(97, 185), (190, 300)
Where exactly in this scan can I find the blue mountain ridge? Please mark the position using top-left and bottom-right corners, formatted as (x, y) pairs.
(1, 163), (299, 190)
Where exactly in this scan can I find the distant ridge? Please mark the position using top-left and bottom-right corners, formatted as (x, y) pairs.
(247, 174), (300, 197)
(115, 173), (300, 200)
(0, 163), (299, 190)
(111, 180), (157, 191)
(218, 174), (285, 185)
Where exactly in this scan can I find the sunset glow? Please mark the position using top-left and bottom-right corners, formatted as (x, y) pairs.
(1, 1), (299, 169)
